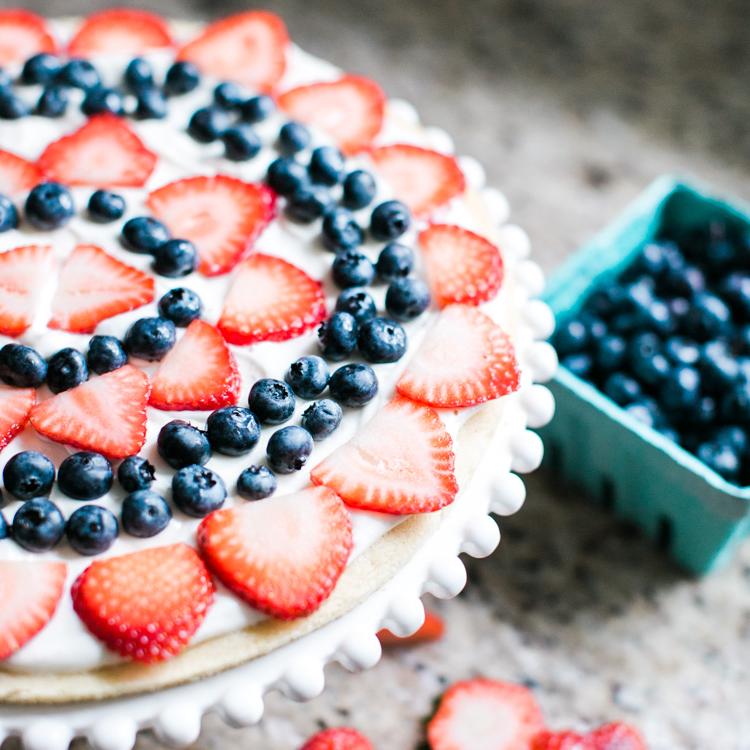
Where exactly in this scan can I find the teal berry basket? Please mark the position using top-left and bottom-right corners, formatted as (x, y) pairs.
(541, 175), (750, 575)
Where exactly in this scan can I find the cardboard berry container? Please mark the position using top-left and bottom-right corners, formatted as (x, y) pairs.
(541, 176), (750, 574)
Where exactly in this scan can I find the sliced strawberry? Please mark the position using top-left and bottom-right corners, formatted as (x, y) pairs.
(48, 244), (154, 334)
(310, 397), (457, 515)
(0, 245), (55, 338)
(532, 731), (594, 750)
(419, 224), (503, 308)
(198, 486), (352, 620)
(68, 9), (173, 56)
(71, 544), (214, 663)
(217, 253), (326, 344)
(370, 144), (465, 217)
(0, 386), (35, 452)
(396, 305), (520, 408)
(427, 679), (545, 750)
(150, 319), (240, 411)
(301, 727), (373, 750)
(147, 176), (275, 277)
(532, 724), (646, 750)
(0, 10), (56, 67)
(37, 115), (157, 188)
(177, 11), (288, 93)
(378, 610), (444, 648)
(30, 365), (149, 459)
(0, 561), (66, 660)
(0, 149), (44, 197)
(278, 75), (385, 155)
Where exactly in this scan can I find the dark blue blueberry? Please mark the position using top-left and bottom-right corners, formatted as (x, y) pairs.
(46, 348), (88, 394)
(266, 425), (314, 474)
(81, 86), (124, 116)
(87, 335), (127, 375)
(584, 315), (607, 343)
(686, 220), (737, 274)
(121, 489), (171, 537)
(664, 336), (700, 366)
(700, 341), (739, 394)
(629, 242), (669, 277)
(594, 334), (627, 372)
(0, 194), (18, 232)
(328, 363), (378, 407)
(157, 420), (211, 469)
(134, 87), (168, 119)
(714, 425), (748, 455)
(332, 249), (375, 288)
(582, 286), (627, 320)
(719, 272), (750, 322)
(3, 451), (55, 500)
(0, 343), (46, 387)
(187, 106), (229, 143)
(660, 264), (705, 299)
(322, 207), (364, 253)
(301, 399), (343, 441)
(121, 216), (171, 254)
(628, 332), (669, 387)
(21, 53), (62, 85)
(684, 292), (732, 341)
(87, 189), (126, 223)
(277, 121), (311, 155)
(561, 353), (594, 379)
(206, 406), (260, 456)
(318, 312), (358, 361)
(342, 169), (376, 210)
(158, 287), (203, 326)
(58, 452), (113, 500)
(285, 184), (334, 223)
(696, 441), (740, 482)
(66, 505), (118, 555)
(25, 182), (74, 230)
(124, 317), (176, 361)
(623, 401), (658, 429)
(117, 455), (156, 493)
(695, 395), (718, 426)
(385, 277), (431, 321)
(669, 297), (690, 326)
(35, 85), (68, 117)
(248, 378), (296, 425)
(123, 57), (154, 91)
(0, 89), (29, 119)
(554, 318), (589, 357)
(309, 146), (345, 185)
(335, 288), (376, 324)
(213, 81), (246, 110)
(643, 299), (674, 335)
(358, 317), (407, 363)
(152, 238), (198, 277)
(370, 200), (411, 241)
(236, 465), (277, 500)
(266, 157), (309, 196)
(604, 372), (642, 406)
(163, 61), (200, 95)
(57, 59), (100, 90)
(239, 94), (275, 123)
(285, 355), (330, 399)
(376, 242), (413, 281)
(221, 124), (262, 161)
(721, 381), (750, 424)
(736, 325), (750, 356)
(660, 366), (701, 413)
(12, 499), (65, 552)
(0, 512), (7, 540)
(172, 464), (226, 517)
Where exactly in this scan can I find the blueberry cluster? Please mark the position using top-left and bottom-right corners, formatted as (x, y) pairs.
(121, 215), (198, 278)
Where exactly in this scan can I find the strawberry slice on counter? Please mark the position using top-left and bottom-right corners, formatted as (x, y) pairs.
(0, 10), (57, 67)
(0, 149), (45, 197)
(48, 244), (154, 334)
(177, 11), (288, 93)
(419, 224), (504, 308)
(0, 386), (35, 452)
(278, 75), (385, 155)
(370, 144), (466, 217)
(396, 305), (520, 408)
(150, 319), (240, 411)
(30, 365), (150, 459)
(37, 115), (157, 188)
(147, 176), (275, 277)
(67, 9), (173, 56)
(301, 728), (373, 750)
(427, 679), (545, 750)
(0, 244), (55, 338)
(198, 486), (352, 620)
(217, 252), (326, 344)
(71, 544), (214, 663)
(310, 396), (458, 515)
(378, 610), (445, 648)
(0, 561), (67, 660)
(532, 724), (647, 750)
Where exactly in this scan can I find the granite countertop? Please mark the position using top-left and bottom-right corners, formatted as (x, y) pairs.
(13, 1), (750, 748)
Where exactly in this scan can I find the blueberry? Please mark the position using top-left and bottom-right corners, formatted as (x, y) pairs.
(157, 420), (211, 469)
(121, 490), (171, 537)
(642, 299), (674, 335)
(684, 292), (732, 341)
(664, 336), (700, 366)
(85, 335), (127, 376)
(12, 499), (65, 552)
(628, 333), (669, 387)
(669, 297), (690, 326)
(66, 505), (119, 555)
(0, 343), (47, 387)
(266, 426), (314, 474)
(0, 194), (18, 232)
(121, 216), (171, 254)
(0, 512), (7, 540)
(236, 465), (277, 500)
(594, 334), (627, 372)
(158, 287), (203, 326)
(57, 59), (100, 90)
(385, 277), (430, 320)
(172, 464), (226, 517)
(604, 372), (641, 406)
(358, 317), (407, 363)
(695, 395), (718, 426)
(721, 381), (750, 424)
(376, 243), (414, 281)
(248, 378), (296, 424)
(117, 455), (156, 493)
(561, 353), (594, 378)
(736, 325), (750, 356)
(81, 86), (124, 116)
(309, 146), (345, 185)
(266, 157), (309, 196)
(629, 242), (669, 277)
(163, 61), (200, 95)
(660, 366), (701, 413)
(0, 89), (29, 119)
(318, 312), (358, 361)
(342, 169), (376, 210)
(322, 207), (364, 253)
(21, 53), (62, 85)
(206, 406), (260, 455)
(25, 182), (74, 230)
(332, 250), (375, 288)
(240, 94), (275, 123)
(285, 355), (330, 399)
(87, 189), (126, 223)
(719, 272), (750, 322)
(370, 200), (411, 241)
(301, 399), (343, 440)
(218, 124), (261, 161)
(623, 401), (658, 428)
(187, 106), (229, 143)
(47, 348), (88, 393)
(134, 87), (168, 119)
(58, 452), (113, 500)
(697, 441), (740, 481)
(285, 184), (334, 223)
(335, 288), (376, 324)
(329, 363), (378, 407)
(660, 264), (705, 298)
(213, 81), (246, 110)
(35, 85), (68, 117)
(124, 317), (176, 361)
(582, 286), (626, 320)
(714, 425), (748, 455)
(277, 121), (311, 155)
(554, 318), (589, 357)
(700, 341), (739, 393)
(152, 238), (198, 277)
(3, 451), (55, 500)
(124, 57), (154, 91)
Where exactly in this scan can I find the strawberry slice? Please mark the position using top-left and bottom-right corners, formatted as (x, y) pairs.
(0, 10), (56, 67)
(0, 245), (55, 338)
(0, 149), (44, 197)
(310, 396), (457, 515)
(301, 728), (373, 750)
(48, 244), (154, 334)
(419, 224), (504, 308)
(37, 115), (157, 188)
(427, 679), (545, 750)
(177, 11), (288, 93)
(532, 724), (647, 750)
(0, 385), (35, 453)
(532, 731), (594, 750)
(0, 561), (66, 660)
(370, 144), (466, 217)
(150, 319), (240, 411)
(278, 75), (385, 155)
(396, 305), (520, 408)
(71, 544), (214, 663)
(217, 253), (326, 344)
(378, 610), (444, 648)
(30, 365), (149, 459)
(68, 9), (173, 56)
(197, 486), (352, 620)
(147, 176), (275, 277)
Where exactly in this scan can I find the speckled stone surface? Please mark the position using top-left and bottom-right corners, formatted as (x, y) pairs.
(11, 1), (750, 748)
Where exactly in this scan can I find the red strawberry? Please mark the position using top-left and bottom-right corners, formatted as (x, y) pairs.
(532, 731), (594, 750)
(532, 724), (647, 750)
(370, 144), (466, 217)
(217, 253), (326, 344)
(0, 149), (44, 196)
(147, 176), (275, 277)
(198, 486), (352, 620)
(0, 10), (56, 67)
(30, 365), (149, 459)
(301, 727), (373, 750)
(0, 245), (55, 337)
(37, 115), (157, 188)
(427, 679), (545, 750)
(68, 9), (173, 56)
(278, 75), (385, 155)
(48, 244), (154, 333)
(396, 305), (520, 408)
(177, 11), (288, 93)
(419, 224), (504, 308)
(150, 319), (240, 411)
(378, 610), (445, 648)
(0, 386), (35, 452)
(71, 544), (214, 663)
(0, 561), (66, 660)
(310, 397), (457, 515)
